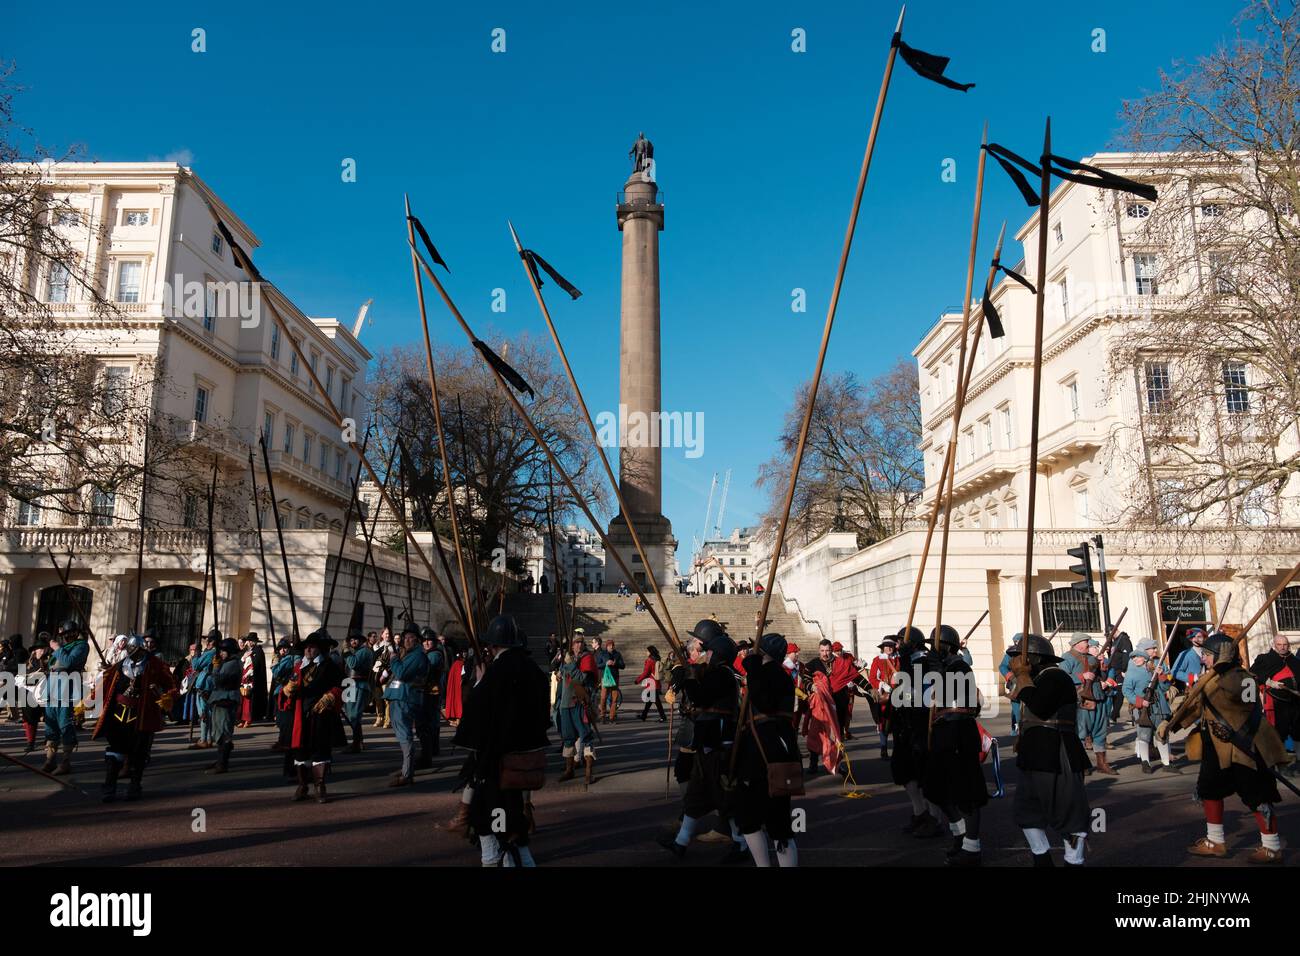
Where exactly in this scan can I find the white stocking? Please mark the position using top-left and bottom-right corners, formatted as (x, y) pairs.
(775, 840), (799, 867)
(744, 831), (773, 867)
(1023, 827), (1051, 855)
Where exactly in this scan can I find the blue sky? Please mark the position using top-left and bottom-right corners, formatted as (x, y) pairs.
(6, 0), (1241, 570)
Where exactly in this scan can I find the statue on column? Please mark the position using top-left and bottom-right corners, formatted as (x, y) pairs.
(629, 132), (654, 174)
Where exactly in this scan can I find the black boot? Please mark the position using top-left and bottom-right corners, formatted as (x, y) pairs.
(312, 763), (329, 804)
(415, 749), (434, 771)
(101, 757), (123, 803)
(125, 771), (144, 801)
(807, 753), (819, 775)
(347, 727), (362, 754)
(208, 742), (232, 774)
(1032, 851), (1054, 867)
(292, 764), (310, 801)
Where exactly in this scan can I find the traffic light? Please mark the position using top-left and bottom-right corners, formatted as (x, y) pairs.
(1068, 541), (1095, 595)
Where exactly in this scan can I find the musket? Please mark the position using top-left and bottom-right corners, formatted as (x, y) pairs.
(959, 609), (989, 648)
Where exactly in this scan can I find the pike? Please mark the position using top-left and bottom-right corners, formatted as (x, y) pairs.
(399, 435), (473, 636)
(905, 221), (1008, 633)
(0, 748), (88, 793)
(352, 439), (401, 630)
(404, 195), (477, 643)
(509, 219), (683, 652)
(544, 461), (570, 643)
(323, 426), (374, 629)
(44, 549), (107, 666)
(203, 200), (477, 654)
(453, 395), (484, 632)
(933, 123), (990, 645)
(259, 435), (301, 642)
(247, 449), (277, 650)
(397, 442), (416, 624)
(405, 222), (684, 662)
(130, 421), (150, 633)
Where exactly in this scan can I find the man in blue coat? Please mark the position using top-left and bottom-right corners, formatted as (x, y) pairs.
(1059, 633), (1117, 775)
(343, 629), (375, 753)
(1169, 627), (1206, 693)
(1121, 647), (1179, 774)
(270, 638), (299, 751)
(43, 619), (90, 775)
(384, 622), (430, 786)
(187, 630), (219, 750)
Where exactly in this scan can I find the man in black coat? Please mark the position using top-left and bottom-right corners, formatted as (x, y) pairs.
(1251, 634), (1300, 775)
(452, 616), (550, 866)
(1107, 631), (1134, 720)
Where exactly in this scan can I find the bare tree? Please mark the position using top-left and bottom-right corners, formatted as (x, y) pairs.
(1109, 0), (1300, 529)
(368, 332), (607, 567)
(757, 359), (923, 555)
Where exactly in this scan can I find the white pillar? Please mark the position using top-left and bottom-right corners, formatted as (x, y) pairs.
(998, 572), (1027, 640)
(1235, 573), (1276, 658)
(96, 573), (129, 641)
(0, 572), (26, 637)
(1113, 573), (1156, 644)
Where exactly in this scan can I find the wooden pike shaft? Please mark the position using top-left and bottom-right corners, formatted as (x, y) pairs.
(904, 222), (1006, 634)
(247, 450), (277, 647)
(356, 440), (402, 626)
(404, 197), (477, 642)
(259, 436), (300, 640)
(1020, 118), (1053, 640)
(758, 6), (906, 639)
(409, 247), (686, 662)
(960, 609), (989, 646)
(510, 221), (683, 652)
(205, 459), (219, 631)
(131, 421), (150, 632)
(0, 747), (87, 792)
(324, 428), (372, 626)
(255, 287), (477, 654)
(399, 436), (473, 635)
(544, 461), (570, 642)
(453, 396), (484, 631)
(934, 124), (989, 640)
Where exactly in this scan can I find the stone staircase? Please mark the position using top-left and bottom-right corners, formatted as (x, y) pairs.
(501, 591), (818, 659)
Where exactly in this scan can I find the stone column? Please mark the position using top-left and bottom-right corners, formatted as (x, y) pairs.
(0, 572), (27, 637)
(1235, 573), (1275, 658)
(217, 572), (243, 638)
(1113, 573), (1156, 644)
(997, 571), (1028, 643)
(96, 573), (130, 641)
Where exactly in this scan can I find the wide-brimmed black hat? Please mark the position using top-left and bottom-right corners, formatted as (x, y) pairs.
(302, 629), (337, 650)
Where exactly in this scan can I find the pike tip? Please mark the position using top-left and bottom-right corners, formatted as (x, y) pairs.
(507, 219), (523, 250)
(895, 4), (906, 31)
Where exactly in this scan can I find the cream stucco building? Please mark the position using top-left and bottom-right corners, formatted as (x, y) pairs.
(774, 153), (1300, 690)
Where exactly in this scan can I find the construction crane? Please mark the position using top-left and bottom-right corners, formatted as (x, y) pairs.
(695, 472), (718, 554)
(712, 468), (731, 540)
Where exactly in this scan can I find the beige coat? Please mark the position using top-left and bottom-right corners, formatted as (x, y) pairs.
(1166, 666), (1288, 770)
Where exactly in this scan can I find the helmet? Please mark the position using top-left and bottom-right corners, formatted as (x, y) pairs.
(703, 634), (738, 668)
(896, 625), (925, 647)
(59, 618), (81, 637)
(1006, 633), (1061, 664)
(758, 632), (787, 660)
(419, 626), (438, 643)
(690, 619), (727, 643)
(125, 635), (145, 653)
(219, 638), (240, 657)
(932, 624), (961, 650)
(1202, 632), (1239, 668)
(400, 621), (421, 639)
(483, 615), (524, 649)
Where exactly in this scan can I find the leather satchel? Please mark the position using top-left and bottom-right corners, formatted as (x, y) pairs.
(751, 721), (804, 798)
(499, 749), (547, 790)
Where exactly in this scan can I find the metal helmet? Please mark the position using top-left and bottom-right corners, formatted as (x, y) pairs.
(758, 632), (788, 661)
(1202, 632), (1239, 668)
(703, 634), (738, 668)
(932, 624), (961, 651)
(125, 634), (146, 653)
(896, 625), (925, 647)
(690, 619), (727, 644)
(59, 618), (81, 637)
(419, 626), (438, 643)
(1006, 633), (1061, 664)
(483, 615), (523, 648)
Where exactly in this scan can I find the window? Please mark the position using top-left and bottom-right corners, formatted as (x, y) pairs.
(334, 450), (343, 480)
(47, 262), (70, 303)
(319, 440), (329, 472)
(1125, 203), (1150, 219)
(1007, 503), (1019, 528)
(1144, 361), (1172, 413)
(980, 417), (992, 455)
(262, 411), (274, 447)
(1238, 482), (1272, 527)
(270, 324), (281, 361)
(1057, 278), (1070, 318)
(56, 209), (81, 227)
(123, 210), (150, 226)
(1041, 586), (1101, 632)
(290, 348), (300, 378)
(194, 385), (209, 423)
(325, 365), (335, 397)
(16, 493), (41, 527)
(1066, 379), (1080, 420)
(1207, 250), (1234, 294)
(987, 509), (999, 529)
(182, 494), (198, 529)
(303, 432), (314, 464)
(309, 351), (320, 392)
(102, 366), (129, 416)
(341, 377), (351, 410)
(116, 260), (143, 303)
(1000, 406), (1012, 448)
(90, 490), (115, 526)
(1075, 487), (1090, 521)
(1200, 203), (1224, 219)
(211, 232), (224, 257)
(283, 422), (296, 454)
(1156, 478), (1193, 526)
(203, 282), (216, 332)
(1223, 362), (1249, 415)
(1053, 222), (1063, 245)
(1133, 254), (1158, 295)
(961, 428), (974, 465)
(1275, 586), (1300, 631)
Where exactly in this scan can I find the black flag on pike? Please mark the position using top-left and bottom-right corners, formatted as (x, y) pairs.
(520, 248), (582, 300)
(407, 214), (450, 273)
(891, 32), (975, 91)
(473, 338), (535, 398)
(983, 142), (1159, 208)
(215, 219), (264, 282)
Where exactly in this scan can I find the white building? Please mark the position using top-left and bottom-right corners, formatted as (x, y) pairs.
(527, 523), (606, 593)
(0, 162), (458, 657)
(691, 526), (765, 595)
(774, 153), (1300, 688)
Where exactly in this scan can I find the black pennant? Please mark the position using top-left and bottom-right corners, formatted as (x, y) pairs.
(1046, 154), (1159, 203)
(215, 219), (265, 282)
(407, 215), (450, 273)
(997, 262), (1036, 294)
(892, 33), (974, 92)
(984, 144), (1042, 207)
(473, 338), (534, 398)
(981, 294), (1006, 339)
(523, 249), (582, 300)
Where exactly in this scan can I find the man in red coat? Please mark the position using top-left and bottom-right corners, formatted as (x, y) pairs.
(828, 642), (858, 741)
(87, 635), (176, 802)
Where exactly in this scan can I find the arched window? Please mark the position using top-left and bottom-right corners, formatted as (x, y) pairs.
(1275, 585), (1300, 632)
(36, 585), (94, 636)
(1041, 586), (1100, 633)
(146, 585), (206, 659)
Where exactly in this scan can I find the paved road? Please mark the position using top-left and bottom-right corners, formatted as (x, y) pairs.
(0, 706), (1289, 867)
